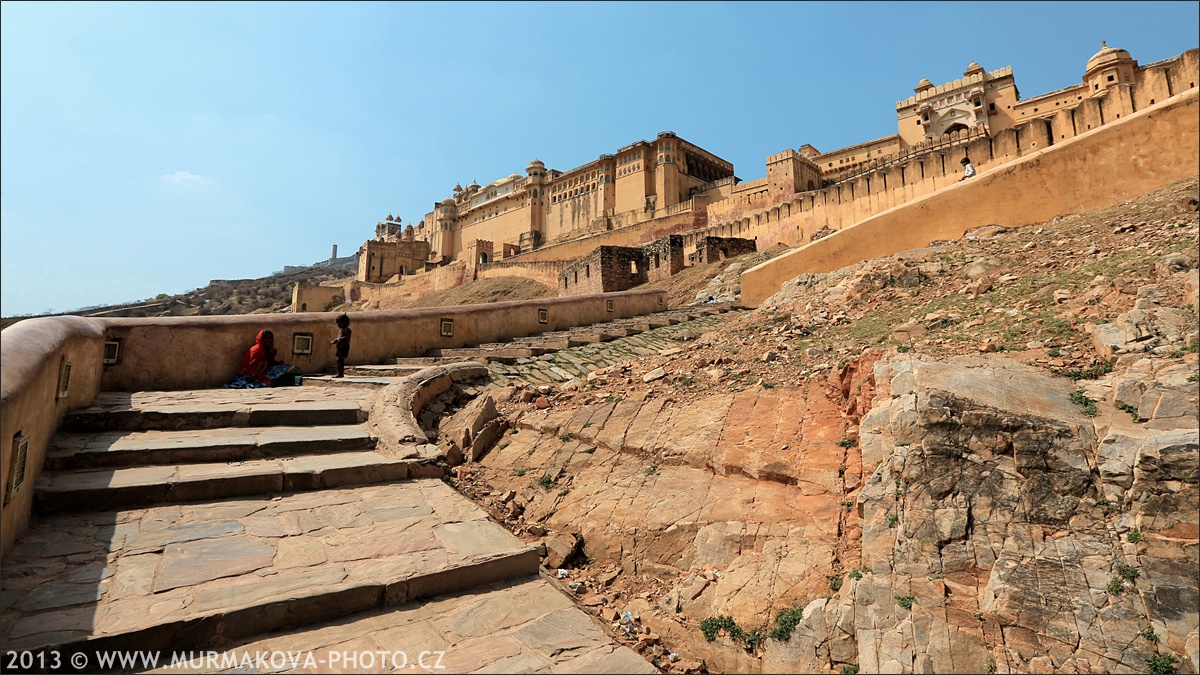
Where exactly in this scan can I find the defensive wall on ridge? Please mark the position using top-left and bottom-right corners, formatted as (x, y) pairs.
(0, 289), (670, 555)
(741, 86), (1200, 306)
(697, 48), (1197, 253)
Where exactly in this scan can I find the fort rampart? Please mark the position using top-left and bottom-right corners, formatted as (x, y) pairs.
(701, 48), (1197, 255)
(741, 87), (1200, 306)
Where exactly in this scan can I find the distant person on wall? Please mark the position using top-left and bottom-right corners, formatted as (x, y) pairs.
(330, 314), (352, 378)
(959, 156), (976, 181)
(224, 329), (294, 388)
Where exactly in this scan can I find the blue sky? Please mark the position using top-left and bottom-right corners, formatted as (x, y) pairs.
(2, 1), (1197, 316)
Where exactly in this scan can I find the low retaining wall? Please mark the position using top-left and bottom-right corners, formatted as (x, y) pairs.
(0, 289), (669, 556)
(741, 88), (1200, 307)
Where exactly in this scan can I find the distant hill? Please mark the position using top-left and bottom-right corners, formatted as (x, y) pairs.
(1, 257), (357, 331)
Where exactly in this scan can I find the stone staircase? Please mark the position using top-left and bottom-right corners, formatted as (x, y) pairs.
(2, 382), (653, 672)
(300, 304), (745, 390)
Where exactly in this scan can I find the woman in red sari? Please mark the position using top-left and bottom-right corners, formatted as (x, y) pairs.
(225, 330), (293, 388)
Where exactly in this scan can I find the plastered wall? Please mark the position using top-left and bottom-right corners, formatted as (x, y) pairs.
(1, 318), (106, 556)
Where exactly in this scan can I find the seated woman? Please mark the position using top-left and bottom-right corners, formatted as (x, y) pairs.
(224, 329), (295, 388)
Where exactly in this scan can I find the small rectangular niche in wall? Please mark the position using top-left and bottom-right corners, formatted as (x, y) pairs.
(440, 319), (455, 337)
(292, 333), (314, 356)
(56, 357), (71, 400)
(606, 300), (615, 312)
(103, 339), (122, 365)
(657, 294), (664, 306)
(538, 308), (549, 324)
(5, 433), (29, 506)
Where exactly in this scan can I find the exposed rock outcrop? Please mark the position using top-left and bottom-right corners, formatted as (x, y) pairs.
(764, 354), (1198, 674)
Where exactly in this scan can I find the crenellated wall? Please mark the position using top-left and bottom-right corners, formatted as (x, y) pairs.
(741, 87), (1200, 306)
(0, 290), (670, 556)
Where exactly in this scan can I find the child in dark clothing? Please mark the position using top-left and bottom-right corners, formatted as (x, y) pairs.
(331, 314), (351, 378)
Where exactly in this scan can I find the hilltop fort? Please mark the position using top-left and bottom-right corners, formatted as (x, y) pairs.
(293, 43), (1198, 312)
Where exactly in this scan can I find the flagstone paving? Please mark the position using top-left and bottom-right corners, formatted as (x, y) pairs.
(2, 481), (538, 653)
(146, 576), (656, 674)
(3, 319), (670, 671)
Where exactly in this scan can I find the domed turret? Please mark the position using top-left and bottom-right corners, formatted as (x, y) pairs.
(1086, 41), (1133, 73)
(453, 183), (463, 193)
(1084, 41), (1136, 95)
(526, 159), (546, 176)
(914, 78), (934, 94)
(466, 180), (481, 192)
(964, 61), (985, 77)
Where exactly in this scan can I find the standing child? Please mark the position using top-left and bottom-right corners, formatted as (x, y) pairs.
(331, 314), (352, 378)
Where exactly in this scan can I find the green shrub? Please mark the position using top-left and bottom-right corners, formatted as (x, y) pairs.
(829, 575), (843, 592)
(837, 438), (857, 448)
(848, 569), (863, 580)
(699, 615), (762, 648)
(1141, 625), (1160, 644)
(1107, 578), (1124, 595)
(886, 513), (899, 527)
(767, 604), (805, 643)
(537, 474), (553, 489)
(1069, 390), (1099, 416)
(1147, 654), (1179, 674)
(1127, 530), (1142, 544)
(840, 667), (860, 675)
(514, 468), (527, 477)
(895, 595), (914, 610)
(1064, 360), (1114, 380)
(1116, 563), (1140, 580)
(560, 433), (571, 442)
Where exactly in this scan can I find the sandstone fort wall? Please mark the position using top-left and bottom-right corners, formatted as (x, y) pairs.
(741, 87), (1200, 306)
(476, 259), (568, 288)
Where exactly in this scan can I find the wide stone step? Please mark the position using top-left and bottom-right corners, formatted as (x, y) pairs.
(336, 364), (426, 377)
(142, 576), (657, 674)
(35, 452), (414, 513)
(64, 399), (366, 432)
(428, 346), (555, 360)
(4, 481), (541, 657)
(45, 425), (376, 470)
(299, 375), (398, 389)
(387, 356), (477, 366)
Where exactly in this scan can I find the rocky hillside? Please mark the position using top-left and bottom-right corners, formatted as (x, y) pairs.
(1, 263), (355, 330)
(449, 176), (1199, 674)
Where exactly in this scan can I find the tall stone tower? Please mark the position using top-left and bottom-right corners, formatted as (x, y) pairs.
(526, 159), (546, 245)
(435, 198), (457, 261)
(654, 131), (682, 208)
